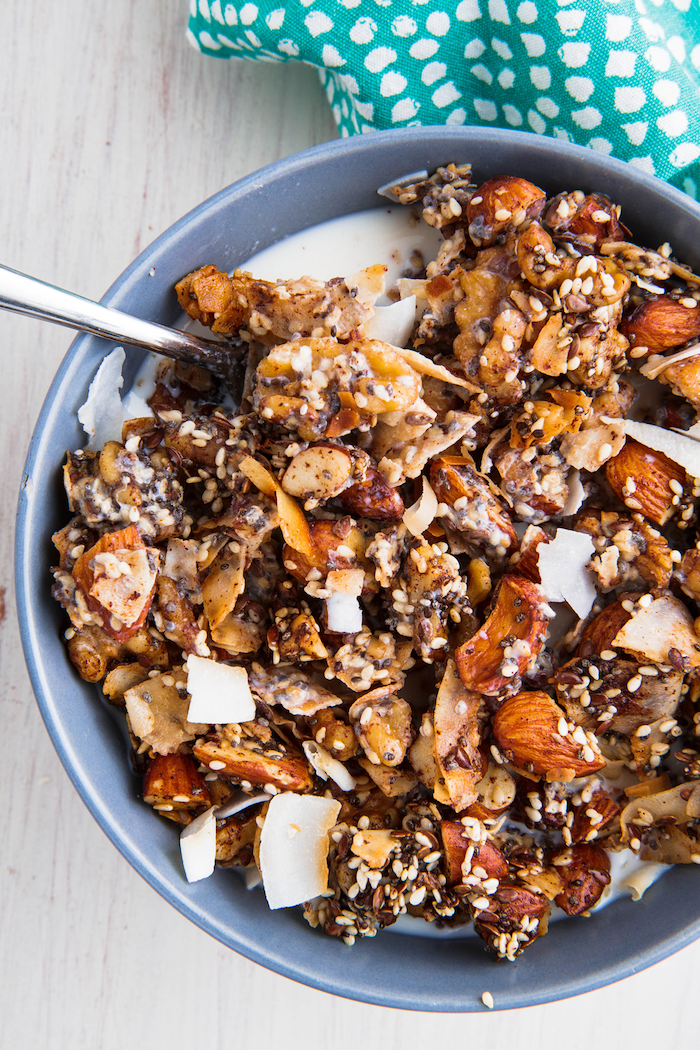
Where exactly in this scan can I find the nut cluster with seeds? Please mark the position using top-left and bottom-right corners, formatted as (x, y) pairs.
(51, 163), (700, 960)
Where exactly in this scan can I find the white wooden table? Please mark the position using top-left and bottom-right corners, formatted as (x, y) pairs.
(3, 3), (700, 1045)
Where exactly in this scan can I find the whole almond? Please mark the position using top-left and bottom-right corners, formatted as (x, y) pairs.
(430, 455), (517, 555)
(467, 175), (546, 246)
(578, 599), (631, 658)
(605, 438), (687, 526)
(550, 844), (611, 915)
(544, 192), (624, 248)
(143, 752), (211, 810)
(455, 576), (549, 696)
(492, 690), (605, 780)
(621, 295), (700, 354)
(338, 465), (405, 521)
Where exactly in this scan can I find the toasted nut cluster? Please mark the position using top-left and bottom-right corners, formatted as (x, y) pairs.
(51, 162), (700, 962)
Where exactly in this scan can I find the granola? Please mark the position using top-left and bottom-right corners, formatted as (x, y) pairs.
(52, 165), (700, 961)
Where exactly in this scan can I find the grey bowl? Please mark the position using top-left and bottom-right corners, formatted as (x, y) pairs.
(16, 127), (700, 1012)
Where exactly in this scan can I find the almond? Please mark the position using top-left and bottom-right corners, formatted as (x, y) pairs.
(467, 175), (546, 247)
(680, 547), (700, 601)
(430, 454), (517, 555)
(610, 594), (700, 671)
(492, 690), (605, 781)
(472, 883), (548, 956)
(605, 439), (687, 526)
(338, 464), (405, 521)
(578, 599), (631, 658)
(192, 737), (314, 792)
(544, 192), (624, 248)
(143, 752), (211, 811)
(510, 524), (549, 583)
(621, 295), (700, 354)
(550, 844), (611, 915)
(282, 519), (375, 593)
(455, 575), (549, 696)
(440, 820), (508, 885)
(281, 443), (360, 504)
(72, 524), (159, 641)
(569, 786), (620, 844)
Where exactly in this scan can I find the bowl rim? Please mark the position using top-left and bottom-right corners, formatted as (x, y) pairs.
(15, 126), (700, 1012)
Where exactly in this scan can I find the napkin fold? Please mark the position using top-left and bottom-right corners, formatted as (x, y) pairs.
(187, 0), (700, 195)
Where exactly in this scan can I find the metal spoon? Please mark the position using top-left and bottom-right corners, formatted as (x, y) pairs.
(0, 262), (244, 392)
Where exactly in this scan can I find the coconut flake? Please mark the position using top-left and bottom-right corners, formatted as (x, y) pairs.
(390, 344), (479, 391)
(611, 594), (700, 668)
(562, 469), (585, 517)
(258, 793), (341, 910)
(180, 806), (217, 883)
(640, 341), (700, 380)
(537, 528), (596, 618)
(185, 655), (256, 724)
(403, 475), (438, 537)
(363, 296), (416, 348)
(302, 740), (357, 792)
(325, 592), (363, 633)
(78, 347), (126, 450)
(325, 568), (364, 632)
(605, 417), (700, 478)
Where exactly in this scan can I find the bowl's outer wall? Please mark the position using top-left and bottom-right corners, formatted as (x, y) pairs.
(16, 127), (700, 1012)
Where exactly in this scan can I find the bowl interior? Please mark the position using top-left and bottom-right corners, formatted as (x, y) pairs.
(16, 127), (700, 1012)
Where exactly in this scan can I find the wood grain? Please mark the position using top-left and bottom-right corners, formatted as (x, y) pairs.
(3, 2), (700, 1047)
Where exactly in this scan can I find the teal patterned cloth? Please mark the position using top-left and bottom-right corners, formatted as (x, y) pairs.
(187, 0), (700, 196)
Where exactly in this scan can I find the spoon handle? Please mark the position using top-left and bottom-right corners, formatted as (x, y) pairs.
(0, 262), (242, 379)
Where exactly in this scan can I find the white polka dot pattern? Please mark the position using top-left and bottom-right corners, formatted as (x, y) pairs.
(188, 0), (700, 193)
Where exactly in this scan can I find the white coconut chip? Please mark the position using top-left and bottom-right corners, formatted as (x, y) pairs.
(562, 469), (585, 517)
(325, 592), (363, 633)
(603, 416), (700, 478)
(77, 346), (126, 450)
(640, 341), (700, 380)
(302, 740), (357, 793)
(363, 295), (417, 348)
(403, 475), (438, 537)
(180, 805), (217, 883)
(258, 793), (341, 910)
(185, 655), (256, 725)
(537, 528), (597, 619)
(325, 568), (364, 633)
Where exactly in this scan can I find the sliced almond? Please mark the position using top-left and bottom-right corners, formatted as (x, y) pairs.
(281, 444), (356, 503)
